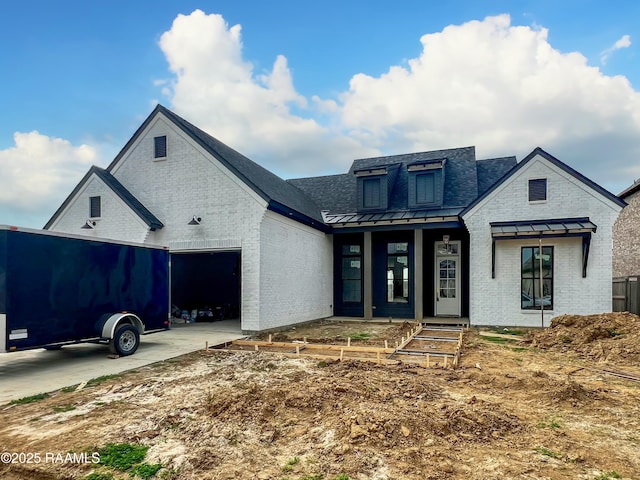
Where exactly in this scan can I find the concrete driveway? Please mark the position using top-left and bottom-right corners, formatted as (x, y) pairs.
(0, 321), (243, 404)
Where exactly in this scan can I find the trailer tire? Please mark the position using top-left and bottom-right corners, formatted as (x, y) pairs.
(43, 345), (63, 351)
(109, 324), (140, 356)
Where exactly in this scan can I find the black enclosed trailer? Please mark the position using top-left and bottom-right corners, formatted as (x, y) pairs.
(0, 226), (169, 356)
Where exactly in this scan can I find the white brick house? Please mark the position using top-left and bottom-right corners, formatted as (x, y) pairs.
(46, 106), (332, 333)
(45, 106), (624, 330)
(462, 149), (624, 327)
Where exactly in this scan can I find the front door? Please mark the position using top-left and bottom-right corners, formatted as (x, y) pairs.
(435, 241), (461, 316)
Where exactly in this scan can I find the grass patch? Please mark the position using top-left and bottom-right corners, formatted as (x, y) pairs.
(333, 475), (351, 480)
(282, 456), (300, 472)
(595, 472), (622, 480)
(487, 327), (527, 336)
(9, 393), (49, 405)
(86, 374), (122, 388)
(538, 416), (562, 429)
(62, 384), (80, 393)
(534, 446), (563, 459)
(130, 463), (163, 479)
(481, 335), (514, 344)
(98, 442), (148, 471)
(511, 347), (527, 352)
(346, 332), (372, 341)
(52, 404), (76, 413)
(84, 473), (114, 480)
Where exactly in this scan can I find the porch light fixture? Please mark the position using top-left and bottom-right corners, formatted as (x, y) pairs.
(81, 219), (96, 229)
(188, 215), (202, 225)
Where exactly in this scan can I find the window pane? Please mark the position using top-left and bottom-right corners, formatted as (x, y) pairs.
(342, 244), (361, 255)
(416, 173), (435, 204)
(363, 178), (381, 208)
(342, 258), (361, 280)
(521, 248), (534, 278)
(387, 255), (409, 303)
(529, 178), (547, 201)
(154, 135), (167, 158)
(521, 246), (553, 309)
(388, 242), (409, 254)
(89, 196), (101, 218)
(343, 280), (362, 302)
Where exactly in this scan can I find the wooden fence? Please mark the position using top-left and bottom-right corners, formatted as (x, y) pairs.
(613, 276), (640, 314)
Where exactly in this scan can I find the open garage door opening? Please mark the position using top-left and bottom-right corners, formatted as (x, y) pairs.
(171, 251), (241, 324)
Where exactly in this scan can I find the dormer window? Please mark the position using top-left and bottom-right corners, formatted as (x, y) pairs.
(154, 135), (167, 159)
(416, 172), (436, 204)
(355, 165), (398, 211)
(363, 178), (381, 208)
(408, 158), (445, 208)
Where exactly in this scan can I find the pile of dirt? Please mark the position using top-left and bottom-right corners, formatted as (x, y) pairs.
(526, 312), (640, 364)
(2, 330), (640, 479)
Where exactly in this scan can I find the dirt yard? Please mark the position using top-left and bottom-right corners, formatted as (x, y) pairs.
(1, 314), (639, 480)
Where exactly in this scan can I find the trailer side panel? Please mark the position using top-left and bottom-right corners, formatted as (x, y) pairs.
(4, 229), (168, 351)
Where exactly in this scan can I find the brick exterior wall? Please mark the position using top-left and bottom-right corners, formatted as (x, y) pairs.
(259, 211), (333, 330)
(46, 175), (150, 243)
(48, 113), (333, 332)
(613, 189), (640, 277)
(463, 154), (622, 327)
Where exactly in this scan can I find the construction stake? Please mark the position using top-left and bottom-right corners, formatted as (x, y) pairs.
(347, 337), (351, 347)
(268, 334), (272, 343)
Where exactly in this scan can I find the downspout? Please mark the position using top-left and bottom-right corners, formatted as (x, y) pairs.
(539, 236), (544, 328)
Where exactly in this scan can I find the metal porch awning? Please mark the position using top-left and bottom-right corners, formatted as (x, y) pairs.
(489, 217), (597, 278)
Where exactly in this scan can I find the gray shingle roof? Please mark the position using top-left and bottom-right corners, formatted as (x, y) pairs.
(476, 156), (517, 196)
(290, 146), (512, 220)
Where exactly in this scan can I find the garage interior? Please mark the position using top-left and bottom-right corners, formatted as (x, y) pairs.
(170, 251), (241, 324)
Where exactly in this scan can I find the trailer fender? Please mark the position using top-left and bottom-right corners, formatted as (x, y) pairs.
(101, 313), (144, 340)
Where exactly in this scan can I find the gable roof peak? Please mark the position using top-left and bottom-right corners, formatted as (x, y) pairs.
(109, 104), (326, 229)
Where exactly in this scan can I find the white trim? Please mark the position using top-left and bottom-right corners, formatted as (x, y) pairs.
(169, 238), (242, 252)
(0, 314), (6, 353)
(434, 240), (462, 317)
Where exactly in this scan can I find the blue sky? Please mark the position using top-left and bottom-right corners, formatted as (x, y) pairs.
(1, 1), (639, 228)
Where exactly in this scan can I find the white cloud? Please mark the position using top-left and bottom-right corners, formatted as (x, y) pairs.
(340, 17), (640, 190)
(157, 9), (376, 177)
(157, 11), (640, 193)
(0, 131), (97, 220)
(600, 34), (632, 65)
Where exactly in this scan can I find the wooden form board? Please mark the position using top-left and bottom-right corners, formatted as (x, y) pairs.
(209, 324), (465, 369)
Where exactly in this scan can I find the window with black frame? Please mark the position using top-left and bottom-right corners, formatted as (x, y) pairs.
(341, 244), (362, 303)
(521, 246), (553, 310)
(387, 242), (409, 303)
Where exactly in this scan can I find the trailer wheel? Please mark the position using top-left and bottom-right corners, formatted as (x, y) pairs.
(109, 324), (140, 356)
